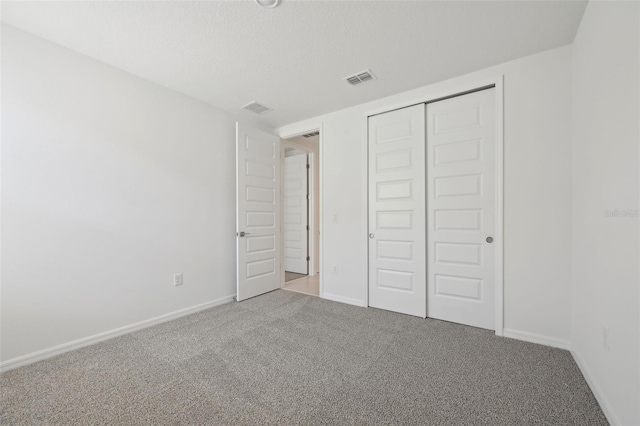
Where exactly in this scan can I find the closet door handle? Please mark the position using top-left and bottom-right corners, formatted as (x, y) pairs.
(369, 233), (375, 239)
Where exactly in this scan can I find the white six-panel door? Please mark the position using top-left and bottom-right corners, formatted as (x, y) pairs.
(426, 88), (496, 330)
(368, 104), (426, 318)
(236, 123), (281, 301)
(283, 153), (309, 274)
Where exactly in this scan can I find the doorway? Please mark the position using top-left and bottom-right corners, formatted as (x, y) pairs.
(235, 124), (322, 302)
(281, 132), (320, 296)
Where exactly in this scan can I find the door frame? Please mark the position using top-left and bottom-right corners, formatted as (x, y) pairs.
(278, 126), (323, 297)
(363, 76), (505, 336)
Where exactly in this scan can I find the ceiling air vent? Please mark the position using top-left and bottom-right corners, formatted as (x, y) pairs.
(302, 131), (320, 138)
(344, 69), (376, 86)
(241, 101), (272, 115)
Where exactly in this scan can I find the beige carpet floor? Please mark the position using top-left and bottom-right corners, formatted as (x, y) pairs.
(0, 290), (607, 425)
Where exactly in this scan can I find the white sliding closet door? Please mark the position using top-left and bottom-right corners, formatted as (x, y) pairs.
(368, 104), (426, 318)
(426, 88), (496, 330)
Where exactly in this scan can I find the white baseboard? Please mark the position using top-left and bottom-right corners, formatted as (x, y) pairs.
(502, 328), (570, 350)
(571, 348), (619, 426)
(321, 292), (367, 307)
(0, 295), (235, 373)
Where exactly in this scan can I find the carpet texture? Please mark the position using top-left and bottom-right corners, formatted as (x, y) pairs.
(1, 290), (607, 425)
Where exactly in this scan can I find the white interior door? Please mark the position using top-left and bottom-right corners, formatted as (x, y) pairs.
(368, 104), (426, 318)
(236, 123), (281, 301)
(283, 153), (308, 274)
(426, 88), (496, 330)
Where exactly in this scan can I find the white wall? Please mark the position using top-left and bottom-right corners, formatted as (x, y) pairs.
(0, 25), (254, 364)
(277, 45), (574, 345)
(570, 2), (640, 425)
(284, 148), (306, 157)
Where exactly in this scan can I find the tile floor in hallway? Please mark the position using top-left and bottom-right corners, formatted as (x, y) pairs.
(283, 274), (319, 297)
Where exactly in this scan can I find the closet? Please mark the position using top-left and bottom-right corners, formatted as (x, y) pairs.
(367, 88), (497, 330)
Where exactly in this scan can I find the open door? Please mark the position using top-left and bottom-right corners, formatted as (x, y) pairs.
(283, 153), (309, 274)
(236, 123), (281, 301)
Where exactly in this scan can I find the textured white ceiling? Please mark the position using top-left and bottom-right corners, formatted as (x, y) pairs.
(1, 1), (587, 127)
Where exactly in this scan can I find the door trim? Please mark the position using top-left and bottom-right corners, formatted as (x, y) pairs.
(363, 76), (505, 336)
(278, 125), (324, 298)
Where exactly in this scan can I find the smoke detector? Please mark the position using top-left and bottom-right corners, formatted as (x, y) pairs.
(241, 101), (272, 115)
(344, 69), (376, 86)
(255, 0), (280, 8)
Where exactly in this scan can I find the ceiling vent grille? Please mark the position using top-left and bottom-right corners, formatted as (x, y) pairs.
(344, 69), (376, 86)
(302, 131), (320, 138)
(241, 101), (272, 115)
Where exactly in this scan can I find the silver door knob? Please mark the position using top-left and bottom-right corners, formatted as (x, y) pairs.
(369, 233), (375, 239)
(486, 236), (493, 243)
(238, 231), (251, 237)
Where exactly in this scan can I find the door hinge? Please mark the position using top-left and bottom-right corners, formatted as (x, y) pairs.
(306, 256), (310, 261)
(306, 225), (309, 230)
(306, 164), (310, 169)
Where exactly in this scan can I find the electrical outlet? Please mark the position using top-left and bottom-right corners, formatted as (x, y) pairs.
(174, 273), (183, 286)
(331, 264), (339, 274)
(602, 326), (609, 351)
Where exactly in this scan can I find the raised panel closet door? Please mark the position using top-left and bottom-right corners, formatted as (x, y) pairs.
(426, 88), (496, 330)
(368, 104), (426, 318)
